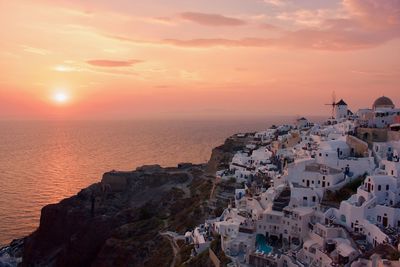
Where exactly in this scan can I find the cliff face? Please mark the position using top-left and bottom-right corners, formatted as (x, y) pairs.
(21, 164), (211, 267)
(18, 134), (249, 267)
(207, 135), (250, 174)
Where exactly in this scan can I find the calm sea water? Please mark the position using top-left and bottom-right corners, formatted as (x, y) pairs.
(0, 118), (298, 246)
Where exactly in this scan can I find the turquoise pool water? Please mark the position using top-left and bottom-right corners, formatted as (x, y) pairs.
(256, 234), (273, 254)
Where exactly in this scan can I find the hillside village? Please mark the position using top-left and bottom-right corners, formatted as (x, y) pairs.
(2, 96), (400, 267)
(185, 96), (400, 267)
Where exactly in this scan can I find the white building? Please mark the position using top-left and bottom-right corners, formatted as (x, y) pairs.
(327, 174), (400, 247)
(357, 96), (400, 128)
(335, 99), (349, 119)
(195, 97), (400, 267)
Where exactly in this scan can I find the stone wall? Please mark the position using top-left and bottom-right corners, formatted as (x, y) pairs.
(388, 130), (400, 141)
(280, 132), (301, 149)
(346, 135), (369, 157)
(356, 128), (388, 145)
(286, 132), (301, 148)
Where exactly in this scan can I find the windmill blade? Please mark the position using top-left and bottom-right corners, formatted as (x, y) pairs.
(325, 91), (338, 118)
(332, 91), (337, 118)
(332, 91), (336, 105)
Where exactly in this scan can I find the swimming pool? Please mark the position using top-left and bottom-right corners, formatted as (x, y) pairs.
(256, 234), (273, 254)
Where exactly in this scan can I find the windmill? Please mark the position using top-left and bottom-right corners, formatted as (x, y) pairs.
(325, 91), (337, 118)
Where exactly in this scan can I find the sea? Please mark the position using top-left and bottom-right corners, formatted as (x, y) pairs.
(0, 117), (310, 246)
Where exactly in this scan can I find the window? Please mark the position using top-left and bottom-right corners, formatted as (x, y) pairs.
(303, 196), (308, 200)
(377, 215), (381, 222)
(312, 181), (314, 184)
(312, 196), (316, 202)
(386, 185), (389, 190)
(378, 185), (381, 191)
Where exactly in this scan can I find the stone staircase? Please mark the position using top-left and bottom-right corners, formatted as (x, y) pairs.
(272, 187), (291, 211)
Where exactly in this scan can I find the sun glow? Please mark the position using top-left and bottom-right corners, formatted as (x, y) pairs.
(54, 65), (74, 72)
(52, 90), (70, 104)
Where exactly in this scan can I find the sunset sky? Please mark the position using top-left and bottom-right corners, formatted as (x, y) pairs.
(0, 0), (399, 120)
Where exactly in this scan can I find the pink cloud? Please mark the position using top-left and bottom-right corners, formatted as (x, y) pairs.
(179, 12), (246, 26)
(263, 0), (287, 6)
(162, 1), (400, 50)
(163, 38), (275, 48)
(98, 1), (400, 51)
(343, 0), (400, 29)
(161, 30), (378, 51)
(86, 59), (142, 67)
(259, 23), (280, 31)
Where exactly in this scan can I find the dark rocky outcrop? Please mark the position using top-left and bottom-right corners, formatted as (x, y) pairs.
(20, 164), (211, 267)
(207, 135), (250, 173)
(9, 134), (251, 267)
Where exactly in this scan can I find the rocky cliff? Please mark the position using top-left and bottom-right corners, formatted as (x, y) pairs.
(206, 134), (251, 174)
(20, 164), (212, 267)
(4, 134), (247, 267)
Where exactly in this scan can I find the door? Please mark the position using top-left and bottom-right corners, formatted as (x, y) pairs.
(383, 217), (388, 227)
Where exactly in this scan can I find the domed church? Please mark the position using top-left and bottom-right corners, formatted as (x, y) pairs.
(357, 96), (400, 128)
(373, 96), (395, 110)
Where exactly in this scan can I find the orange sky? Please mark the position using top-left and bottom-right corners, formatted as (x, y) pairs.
(0, 0), (399, 120)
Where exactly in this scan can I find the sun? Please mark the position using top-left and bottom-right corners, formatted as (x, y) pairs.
(52, 90), (70, 104)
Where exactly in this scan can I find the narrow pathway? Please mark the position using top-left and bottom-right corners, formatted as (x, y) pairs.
(160, 232), (181, 267)
(169, 171), (194, 198)
(209, 176), (220, 200)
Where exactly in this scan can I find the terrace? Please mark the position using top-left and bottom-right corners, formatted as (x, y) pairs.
(238, 219), (256, 234)
(305, 163), (342, 174)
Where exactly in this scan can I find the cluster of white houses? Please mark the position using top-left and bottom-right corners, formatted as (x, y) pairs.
(188, 96), (400, 267)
